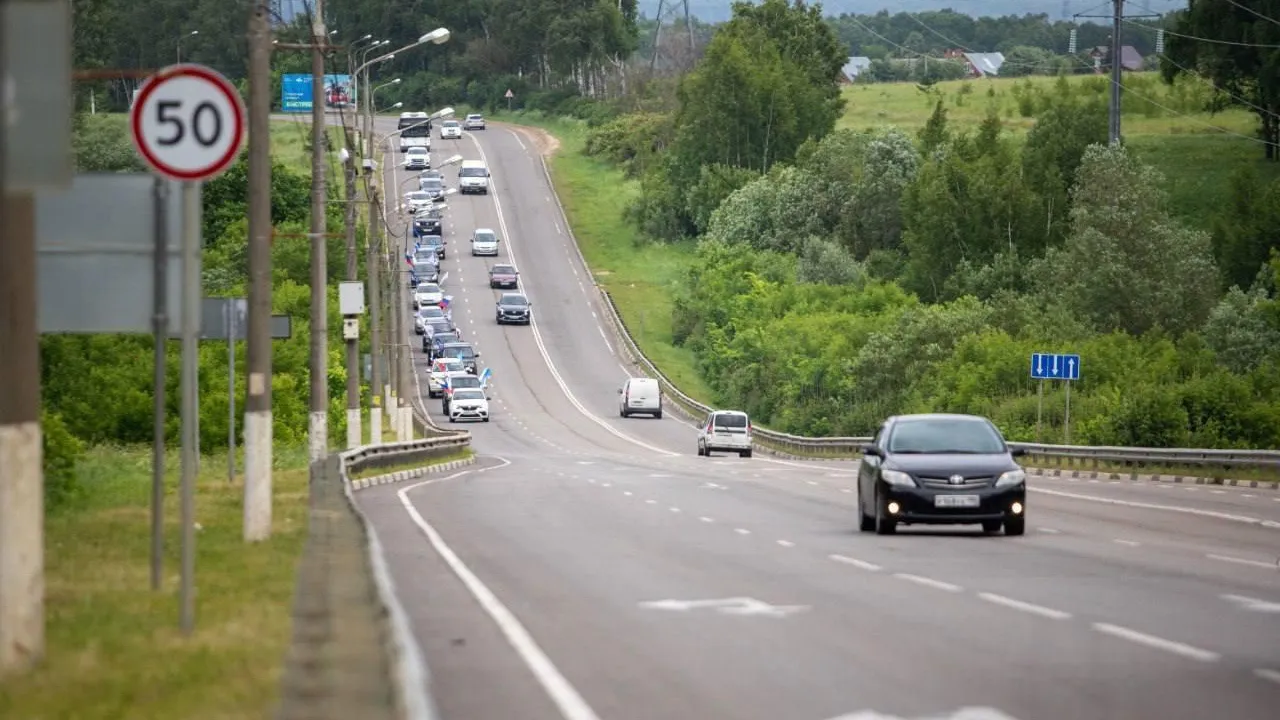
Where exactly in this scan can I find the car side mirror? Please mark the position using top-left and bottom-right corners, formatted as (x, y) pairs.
(474, 352), (481, 357)
(485, 394), (491, 400)
(860, 443), (882, 457)
(1010, 446), (1027, 457)
(617, 388), (623, 394)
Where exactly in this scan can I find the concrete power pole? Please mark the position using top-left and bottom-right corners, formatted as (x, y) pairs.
(0, 1), (45, 675)
(343, 128), (360, 448)
(244, 0), (274, 540)
(308, 0), (329, 461)
(1109, 0), (1123, 145)
(368, 181), (384, 444)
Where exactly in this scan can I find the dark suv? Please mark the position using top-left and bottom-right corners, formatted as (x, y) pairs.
(495, 293), (531, 325)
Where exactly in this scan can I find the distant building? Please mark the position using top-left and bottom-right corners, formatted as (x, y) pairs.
(944, 50), (1005, 77)
(840, 56), (872, 83)
(1090, 45), (1145, 71)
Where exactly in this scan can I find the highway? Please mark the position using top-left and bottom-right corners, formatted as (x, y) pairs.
(353, 113), (1280, 720)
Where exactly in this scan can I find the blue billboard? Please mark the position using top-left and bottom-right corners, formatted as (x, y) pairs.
(281, 73), (357, 113)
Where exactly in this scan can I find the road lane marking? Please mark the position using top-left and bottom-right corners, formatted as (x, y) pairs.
(1038, 527), (1060, 534)
(465, 130), (676, 458)
(623, 491), (632, 496)
(1091, 623), (1220, 662)
(397, 463), (602, 720)
(669, 507), (681, 513)
(828, 554), (882, 571)
(1255, 668), (1280, 685)
(734, 528), (751, 535)
(1206, 553), (1278, 569)
(977, 592), (1072, 620)
(777, 540), (794, 547)
(645, 499), (656, 504)
(893, 573), (962, 592)
(1031, 487), (1280, 528)
(699, 516), (714, 523)
(1113, 539), (1140, 546)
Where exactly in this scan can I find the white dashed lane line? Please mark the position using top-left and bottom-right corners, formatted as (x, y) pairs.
(977, 592), (1072, 620)
(894, 573), (963, 593)
(828, 554), (882, 572)
(1091, 623), (1221, 663)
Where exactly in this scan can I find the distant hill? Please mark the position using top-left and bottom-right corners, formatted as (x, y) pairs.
(638, 0), (1185, 23)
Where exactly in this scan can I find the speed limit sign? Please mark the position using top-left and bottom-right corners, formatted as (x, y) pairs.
(130, 64), (246, 181)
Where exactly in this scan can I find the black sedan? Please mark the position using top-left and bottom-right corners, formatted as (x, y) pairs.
(857, 414), (1027, 536)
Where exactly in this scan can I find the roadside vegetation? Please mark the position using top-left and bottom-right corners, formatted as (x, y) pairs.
(474, 1), (1280, 449)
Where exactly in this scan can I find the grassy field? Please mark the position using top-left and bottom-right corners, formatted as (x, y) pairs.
(0, 446), (311, 719)
(486, 72), (1279, 411)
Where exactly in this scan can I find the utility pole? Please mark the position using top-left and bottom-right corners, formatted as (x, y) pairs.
(397, 228), (413, 439)
(0, 0), (45, 673)
(308, 0), (329, 461)
(244, 0), (274, 541)
(368, 182), (384, 444)
(1109, 0), (1123, 145)
(343, 127), (361, 448)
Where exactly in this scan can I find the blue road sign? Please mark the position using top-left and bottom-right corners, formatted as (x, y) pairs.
(280, 73), (356, 113)
(1030, 352), (1081, 381)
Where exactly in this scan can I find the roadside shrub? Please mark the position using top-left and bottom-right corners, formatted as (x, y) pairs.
(43, 410), (85, 512)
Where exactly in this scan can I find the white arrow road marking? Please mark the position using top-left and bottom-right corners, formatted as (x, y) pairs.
(821, 708), (1023, 720)
(1221, 594), (1280, 612)
(638, 597), (809, 617)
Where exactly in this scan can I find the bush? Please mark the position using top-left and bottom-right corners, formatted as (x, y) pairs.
(43, 410), (85, 511)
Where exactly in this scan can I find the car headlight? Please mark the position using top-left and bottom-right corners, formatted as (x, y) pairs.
(880, 469), (915, 487)
(995, 469), (1026, 488)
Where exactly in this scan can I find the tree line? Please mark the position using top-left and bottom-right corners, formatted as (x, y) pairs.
(574, 0), (1280, 447)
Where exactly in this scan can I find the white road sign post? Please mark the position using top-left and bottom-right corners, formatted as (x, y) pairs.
(130, 63), (246, 635)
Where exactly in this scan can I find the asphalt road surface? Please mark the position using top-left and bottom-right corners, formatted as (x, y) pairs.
(348, 113), (1280, 720)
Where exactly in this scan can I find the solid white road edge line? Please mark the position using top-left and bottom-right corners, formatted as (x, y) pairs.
(1090, 622), (1220, 662)
(1031, 487), (1280, 528)
(465, 130), (676, 458)
(976, 592), (1072, 620)
(396, 457), (602, 720)
(1206, 553), (1278, 569)
(1254, 668), (1280, 685)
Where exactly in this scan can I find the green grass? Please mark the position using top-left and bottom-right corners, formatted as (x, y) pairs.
(347, 448), (472, 480)
(480, 110), (715, 404)
(269, 118), (347, 179)
(0, 445), (311, 719)
(839, 72), (1280, 229)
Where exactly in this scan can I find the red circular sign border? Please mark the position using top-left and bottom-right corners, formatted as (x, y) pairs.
(130, 63), (246, 182)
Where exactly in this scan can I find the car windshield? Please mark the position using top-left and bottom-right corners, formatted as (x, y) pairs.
(449, 375), (481, 388)
(406, 191), (428, 201)
(475, 231), (497, 242)
(467, 115), (482, 120)
(451, 389), (485, 401)
(714, 413), (748, 428)
(423, 236), (443, 246)
(421, 179), (442, 190)
(435, 359), (463, 373)
(420, 306), (443, 317)
(443, 121), (459, 128)
(443, 345), (476, 358)
(492, 265), (515, 274)
(407, 148), (427, 155)
(887, 418), (1006, 454)
(500, 295), (528, 306)
(460, 167), (486, 177)
(417, 284), (440, 294)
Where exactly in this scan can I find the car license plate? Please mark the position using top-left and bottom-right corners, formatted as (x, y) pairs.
(934, 494), (979, 508)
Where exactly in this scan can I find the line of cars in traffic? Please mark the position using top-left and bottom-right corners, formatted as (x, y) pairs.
(400, 114), (1030, 537)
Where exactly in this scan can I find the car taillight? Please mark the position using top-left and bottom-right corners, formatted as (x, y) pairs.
(747, 422), (752, 433)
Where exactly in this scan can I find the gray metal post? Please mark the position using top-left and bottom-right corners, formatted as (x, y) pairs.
(179, 181), (202, 634)
(1064, 380), (1072, 445)
(150, 177), (169, 591)
(308, 3), (329, 461)
(1109, 0), (1123, 145)
(227, 305), (236, 482)
(368, 185), (383, 443)
(1035, 379), (1044, 443)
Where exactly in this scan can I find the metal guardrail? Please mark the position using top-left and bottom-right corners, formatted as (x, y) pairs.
(276, 433), (471, 720)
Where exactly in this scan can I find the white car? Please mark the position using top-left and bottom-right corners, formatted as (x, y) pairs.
(428, 357), (466, 398)
(619, 377), (662, 418)
(471, 228), (500, 256)
(405, 147), (430, 170)
(419, 304), (451, 325)
(697, 410), (753, 458)
(414, 282), (443, 308)
(464, 113), (485, 130)
(403, 190), (432, 214)
(440, 120), (462, 139)
(448, 388), (490, 423)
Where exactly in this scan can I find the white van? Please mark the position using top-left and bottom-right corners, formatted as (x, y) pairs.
(697, 410), (753, 458)
(458, 160), (490, 194)
(618, 377), (662, 418)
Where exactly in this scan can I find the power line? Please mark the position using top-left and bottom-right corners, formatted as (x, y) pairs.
(1122, 18), (1280, 47)
(1224, 0), (1280, 28)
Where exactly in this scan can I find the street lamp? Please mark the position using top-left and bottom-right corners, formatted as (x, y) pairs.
(176, 30), (198, 63)
(379, 101), (404, 113)
(346, 33), (376, 77)
(357, 28), (451, 161)
(374, 78), (402, 95)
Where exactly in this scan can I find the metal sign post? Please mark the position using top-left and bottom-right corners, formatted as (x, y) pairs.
(130, 63), (245, 635)
(227, 303), (236, 483)
(1030, 352), (1081, 444)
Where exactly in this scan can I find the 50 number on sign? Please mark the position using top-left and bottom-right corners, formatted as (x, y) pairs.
(130, 64), (245, 182)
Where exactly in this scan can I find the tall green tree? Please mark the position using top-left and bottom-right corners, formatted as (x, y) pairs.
(1163, 0), (1280, 160)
